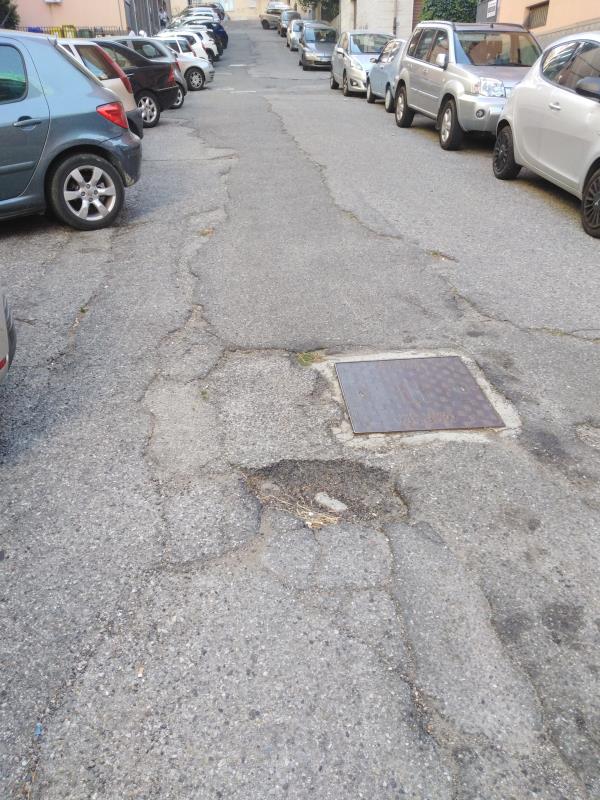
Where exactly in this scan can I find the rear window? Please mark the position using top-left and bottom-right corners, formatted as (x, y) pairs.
(305, 28), (336, 44)
(99, 44), (137, 69)
(75, 44), (119, 80)
(454, 30), (541, 67)
(0, 44), (27, 103)
(132, 41), (164, 59)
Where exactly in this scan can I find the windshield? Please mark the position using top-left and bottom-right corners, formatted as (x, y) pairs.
(349, 33), (391, 54)
(291, 21), (302, 31)
(454, 31), (541, 67)
(305, 28), (336, 44)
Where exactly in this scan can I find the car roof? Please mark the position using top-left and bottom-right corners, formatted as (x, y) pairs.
(548, 30), (600, 47)
(346, 30), (393, 36)
(416, 20), (528, 32)
(0, 29), (54, 43)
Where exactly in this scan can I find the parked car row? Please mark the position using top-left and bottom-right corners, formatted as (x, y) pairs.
(268, 13), (600, 237)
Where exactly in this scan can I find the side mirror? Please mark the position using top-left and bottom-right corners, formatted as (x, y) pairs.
(435, 52), (448, 69)
(575, 76), (600, 101)
(370, 56), (378, 62)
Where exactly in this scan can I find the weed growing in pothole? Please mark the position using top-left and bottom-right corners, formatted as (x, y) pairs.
(296, 351), (325, 367)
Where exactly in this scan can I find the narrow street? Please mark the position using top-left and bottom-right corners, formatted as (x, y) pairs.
(1, 20), (599, 799)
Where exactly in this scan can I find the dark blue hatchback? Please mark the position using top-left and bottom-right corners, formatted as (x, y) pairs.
(0, 30), (141, 230)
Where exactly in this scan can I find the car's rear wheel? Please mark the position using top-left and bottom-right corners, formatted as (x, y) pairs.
(4, 296), (16, 367)
(366, 80), (375, 103)
(439, 98), (463, 150)
(384, 85), (394, 113)
(48, 154), (124, 231)
(261, 20), (269, 29)
(394, 85), (414, 128)
(582, 167), (600, 238)
(136, 91), (160, 128)
(330, 71), (339, 89)
(493, 126), (521, 180)
(302, 64), (309, 71)
(187, 67), (205, 90)
(170, 86), (185, 109)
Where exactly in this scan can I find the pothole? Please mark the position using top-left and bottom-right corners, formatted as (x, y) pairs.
(244, 459), (407, 529)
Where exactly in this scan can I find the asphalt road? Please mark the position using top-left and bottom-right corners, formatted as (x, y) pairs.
(1, 21), (599, 800)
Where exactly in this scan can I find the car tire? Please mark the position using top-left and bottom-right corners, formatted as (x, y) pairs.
(4, 296), (16, 367)
(47, 153), (124, 231)
(302, 64), (309, 71)
(394, 85), (414, 128)
(261, 20), (269, 29)
(136, 90), (160, 128)
(581, 167), (600, 238)
(170, 86), (185, 109)
(286, 40), (289, 48)
(330, 72), (339, 89)
(384, 85), (394, 113)
(342, 72), (351, 96)
(439, 98), (463, 150)
(366, 80), (375, 103)
(187, 67), (205, 91)
(492, 126), (521, 180)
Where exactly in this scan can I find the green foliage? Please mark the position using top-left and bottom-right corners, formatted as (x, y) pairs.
(297, 0), (340, 23)
(421, 0), (477, 22)
(0, 0), (19, 28)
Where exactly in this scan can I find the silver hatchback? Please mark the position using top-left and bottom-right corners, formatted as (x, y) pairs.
(394, 22), (541, 149)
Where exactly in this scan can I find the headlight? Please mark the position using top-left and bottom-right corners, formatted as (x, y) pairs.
(350, 58), (365, 72)
(472, 77), (505, 97)
(305, 50), (317, 59)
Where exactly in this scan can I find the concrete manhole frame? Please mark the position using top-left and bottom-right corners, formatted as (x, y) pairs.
(312, 349), (521, 448)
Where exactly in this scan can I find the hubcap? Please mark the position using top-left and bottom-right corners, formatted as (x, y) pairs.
(441, 107), (452, 142)
(386, 88), (391, 108)
(190, 70), (203, 88)
(63, 166), (116, 222)
(583, 177), (600, 229)
(139, 96), (157, 123)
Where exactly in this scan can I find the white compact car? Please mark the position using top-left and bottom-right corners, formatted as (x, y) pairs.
(159, 29), (218, 62)
(494, 32), (600, 237)
(158, 34), (214, 89)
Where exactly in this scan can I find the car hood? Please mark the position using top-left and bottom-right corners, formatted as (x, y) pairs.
(307, 42), (335, 56)
(349, 52), (378, 72)
(462, 64), (533, 88)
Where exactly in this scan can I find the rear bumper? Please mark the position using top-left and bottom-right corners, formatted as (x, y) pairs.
(126, 108), (144, 139)
(105, 130), (142, 187)
(156, 86), (180, 111)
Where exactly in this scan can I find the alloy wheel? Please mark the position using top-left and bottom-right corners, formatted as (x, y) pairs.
(583, 175), (600, 232)
(188, 69), (204, 90)
(138, 95), (158, 124)
(62, 166), (117, 222)
(395, 91), (404, 121)
(440, 107), (452, 144)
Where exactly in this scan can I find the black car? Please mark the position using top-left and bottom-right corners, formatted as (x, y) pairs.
(112, 37), (188, 110)
(93, 40), (179, 128)
(197, 21), (228, 49)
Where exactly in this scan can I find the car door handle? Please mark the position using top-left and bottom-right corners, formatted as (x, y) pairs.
(548, 102), (561, 111)
(13, 116), (44, 128)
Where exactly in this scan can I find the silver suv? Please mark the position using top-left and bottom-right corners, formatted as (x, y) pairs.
(394, 22), (541, 150)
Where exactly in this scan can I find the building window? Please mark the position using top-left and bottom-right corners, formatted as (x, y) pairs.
(526, 2), (549, 29)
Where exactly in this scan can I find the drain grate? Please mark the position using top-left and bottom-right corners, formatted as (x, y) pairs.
(335, 356), (504, 434)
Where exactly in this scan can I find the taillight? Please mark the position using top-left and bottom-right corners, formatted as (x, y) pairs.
(97, 102), (128, 130)
(167, 64), (176, 87)
(0, 357), (6, 370)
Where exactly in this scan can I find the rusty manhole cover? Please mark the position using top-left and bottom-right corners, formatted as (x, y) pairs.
(335, 356), (504, 434)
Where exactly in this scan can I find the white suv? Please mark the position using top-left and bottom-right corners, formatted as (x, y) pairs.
(494, 33), (600, 237)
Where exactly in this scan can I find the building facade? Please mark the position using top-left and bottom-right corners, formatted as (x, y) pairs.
(15, 0), (173, 34)
(338, 0), (421, 38)
(479, 0), (600, 45)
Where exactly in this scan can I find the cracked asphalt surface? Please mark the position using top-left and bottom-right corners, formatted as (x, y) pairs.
(1, 20), (599, 800)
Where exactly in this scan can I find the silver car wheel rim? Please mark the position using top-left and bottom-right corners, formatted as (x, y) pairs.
(385, 88), (392, 109)
(63, 166), (117, 222)
(139, 96), (157, 123)
(189, 70), (203, 88)
(441, 108), (452, 142)
(396, 92), (404, 118)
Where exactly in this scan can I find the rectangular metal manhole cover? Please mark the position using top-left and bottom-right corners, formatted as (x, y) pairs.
(335, 356), (504, 434)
